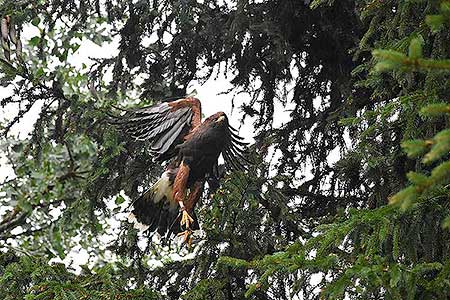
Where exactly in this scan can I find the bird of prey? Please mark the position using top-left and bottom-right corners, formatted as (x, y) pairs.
(111, 96), (248, 243)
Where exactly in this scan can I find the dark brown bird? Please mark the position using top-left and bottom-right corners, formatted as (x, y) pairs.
(111, 97), (248, 242)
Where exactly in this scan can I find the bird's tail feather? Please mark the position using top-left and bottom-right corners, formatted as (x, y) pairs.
(128, 171), (198, 235)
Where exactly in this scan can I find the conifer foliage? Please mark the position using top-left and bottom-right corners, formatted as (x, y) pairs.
(0, 252), (160, 299)
(0, 0), (448, 299)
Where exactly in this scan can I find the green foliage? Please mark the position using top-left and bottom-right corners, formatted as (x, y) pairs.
(425, 1), (450, 32)
(0, 0), (449, 299)
(181, 279), (227, 300)
(310, 0), (336, 9)
(375, 6), (450, 213)
(220, 0), (450, 298)
(221, 204), (450, 299)
(0, 252), (160, 300)
(420, 103), (450, 117)
(373, 48), (450, 72)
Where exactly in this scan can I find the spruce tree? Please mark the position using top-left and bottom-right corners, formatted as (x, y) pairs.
(0, 0), (448, 299)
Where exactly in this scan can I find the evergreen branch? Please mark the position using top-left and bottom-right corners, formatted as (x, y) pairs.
(0, 213), (62, 240)
(0, 210), (28, 233)
(0, 166), (85, 238)
(373, 49), (450, 72)
(389, 160), (450, 210)
(420, 103), (450, 117)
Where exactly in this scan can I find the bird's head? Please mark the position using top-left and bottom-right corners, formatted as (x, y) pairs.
(215, 112), (227, 124)
(205, 112), (228, 127)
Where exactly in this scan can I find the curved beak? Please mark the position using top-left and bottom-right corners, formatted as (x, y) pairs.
(216, 116), (226, 123)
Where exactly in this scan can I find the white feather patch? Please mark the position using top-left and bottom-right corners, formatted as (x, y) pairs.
(152, 172), (173, 203)
(127, 171), (175, 231)
(127, 212), (150, 231)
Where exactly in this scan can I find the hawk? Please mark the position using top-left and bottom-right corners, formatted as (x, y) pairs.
(111, 96), (248, 242)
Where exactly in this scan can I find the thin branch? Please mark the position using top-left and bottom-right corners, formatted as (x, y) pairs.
(0, 214), (62, 240)
(0, 210), (28, 233)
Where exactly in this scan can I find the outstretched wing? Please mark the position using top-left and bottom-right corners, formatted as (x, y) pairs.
(221, 123), (251, 172)
(110, 97), (202, 161)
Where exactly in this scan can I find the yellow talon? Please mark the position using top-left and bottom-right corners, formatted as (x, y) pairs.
(178, 209), (195, 245)
(177, 229), (193, 245)
(180, 210), (194, 229)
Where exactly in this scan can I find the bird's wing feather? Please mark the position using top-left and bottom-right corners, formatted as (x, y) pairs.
(109, 98), (202, 161)
(222, 123), (250, 172)
(151, 111), (192, 154)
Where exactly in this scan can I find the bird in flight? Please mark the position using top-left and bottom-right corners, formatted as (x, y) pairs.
(111, 96), (248, 243)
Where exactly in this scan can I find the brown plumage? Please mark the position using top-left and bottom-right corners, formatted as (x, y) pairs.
(110, 97), (248, 239)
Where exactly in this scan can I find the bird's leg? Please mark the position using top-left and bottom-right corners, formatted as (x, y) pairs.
(177, 181), (204, 245)
(185, 180), (204, 212)
(179, 204), (194, 229)
(180, 181), (204, 228)
(173, 162), (194, 241)
(177, 204), (194, 245)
